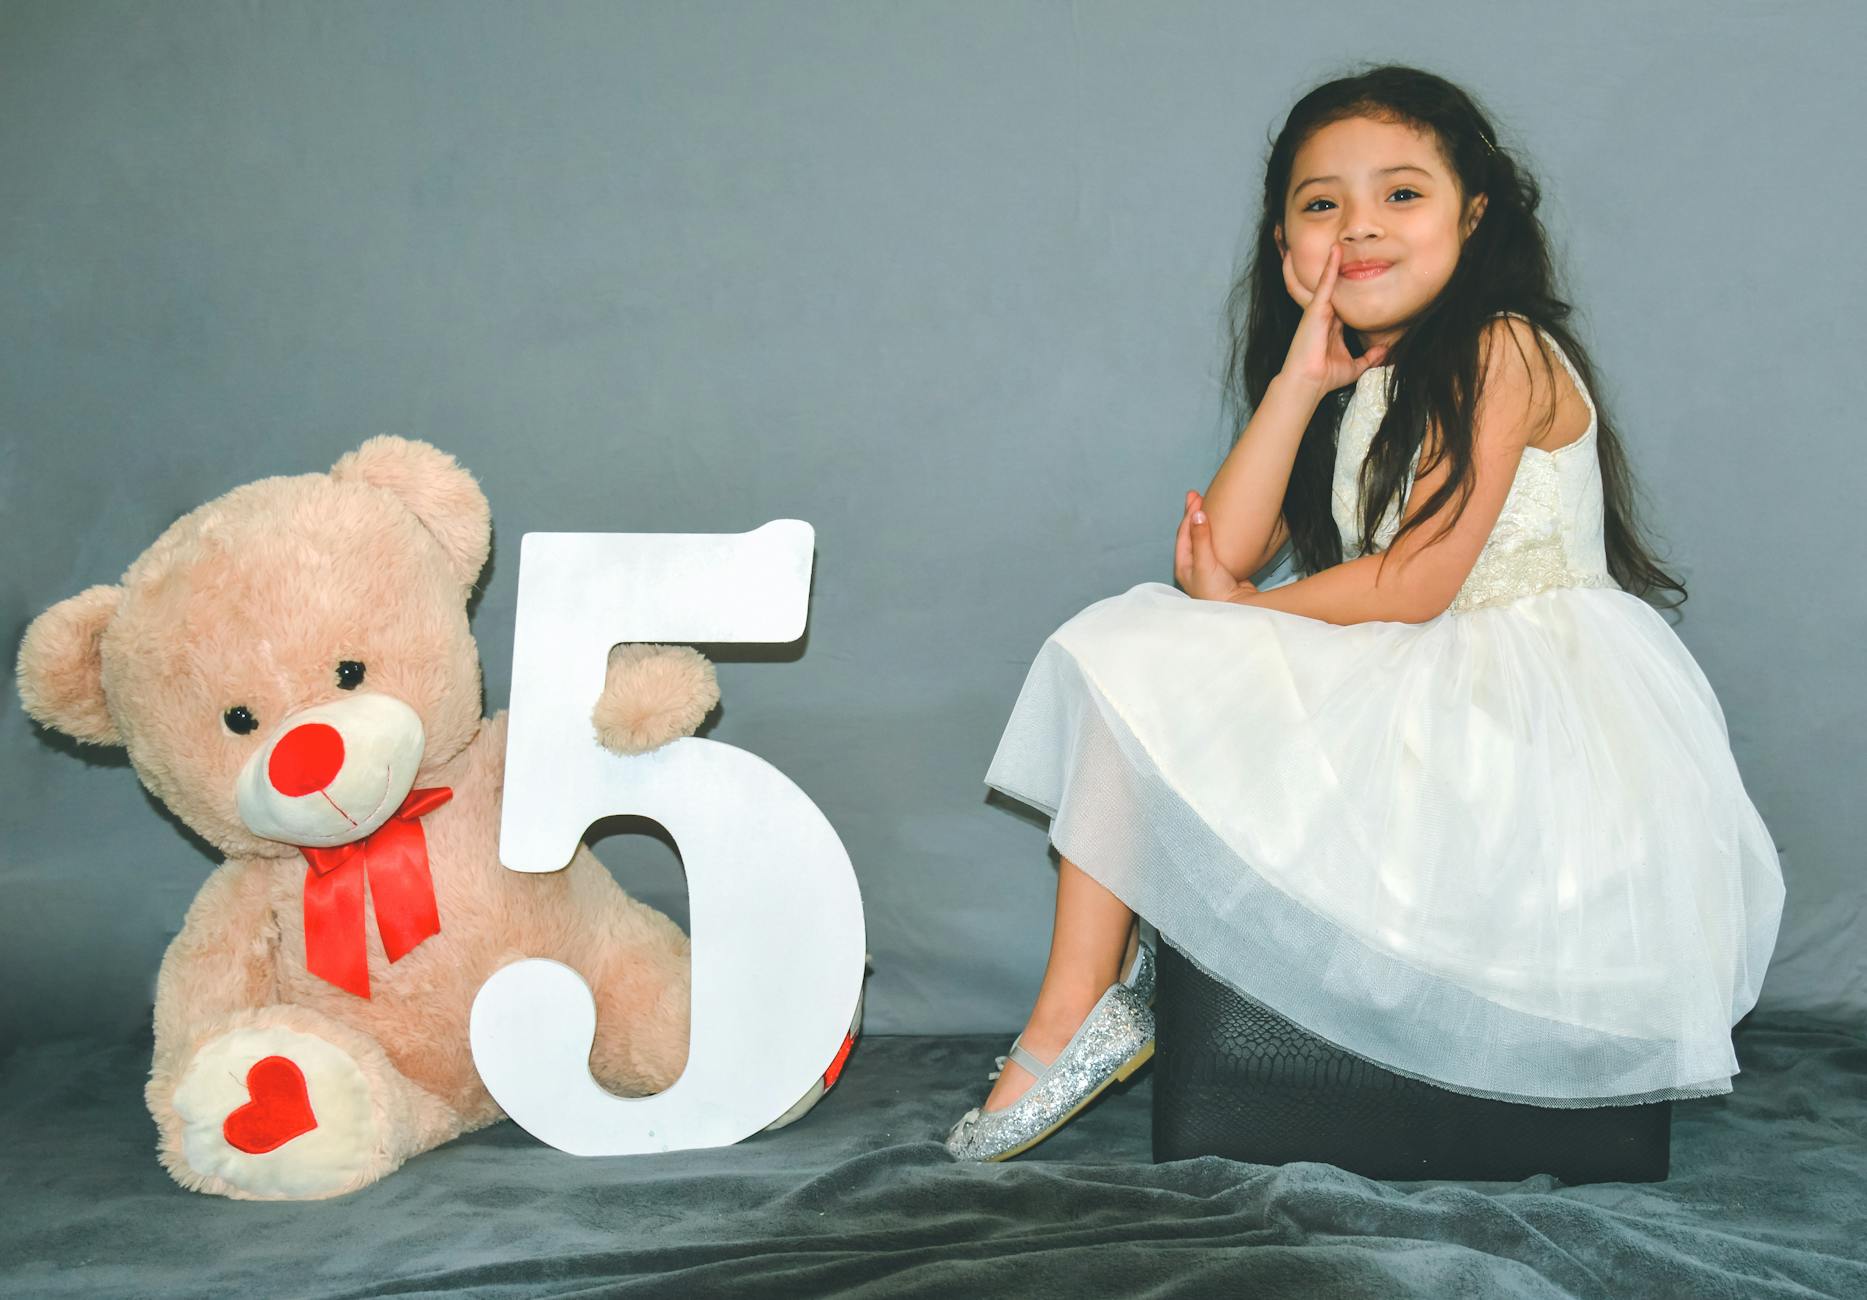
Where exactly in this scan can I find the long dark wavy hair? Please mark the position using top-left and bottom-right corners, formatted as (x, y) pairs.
(1220, 64), (1685, 610)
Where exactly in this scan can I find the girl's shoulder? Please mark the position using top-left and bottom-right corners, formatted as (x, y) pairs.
(1489, 313), (1597, 455)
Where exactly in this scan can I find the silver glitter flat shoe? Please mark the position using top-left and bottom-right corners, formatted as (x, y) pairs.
(943, 980), (1154, 1162)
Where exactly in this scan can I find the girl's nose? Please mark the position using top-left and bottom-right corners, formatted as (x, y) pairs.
(1340, 204), (1381, 241)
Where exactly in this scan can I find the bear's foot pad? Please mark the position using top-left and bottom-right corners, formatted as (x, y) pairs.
(173, 1024), (380, 1198)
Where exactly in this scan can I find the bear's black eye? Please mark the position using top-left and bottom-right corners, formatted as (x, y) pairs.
(335, 660), (366, 690)
(223, 705), (259, 735)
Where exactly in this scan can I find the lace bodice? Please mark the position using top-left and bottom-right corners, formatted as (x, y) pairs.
(1332, 316), (1621, 615)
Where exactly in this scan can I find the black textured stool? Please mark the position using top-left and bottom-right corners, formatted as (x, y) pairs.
(1150, 940), (1671, 1183)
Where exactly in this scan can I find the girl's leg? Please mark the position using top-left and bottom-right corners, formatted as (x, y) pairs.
(982, 853), (1141, 1113)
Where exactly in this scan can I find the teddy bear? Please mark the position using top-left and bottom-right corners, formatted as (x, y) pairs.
(16, 436), (855, 1200)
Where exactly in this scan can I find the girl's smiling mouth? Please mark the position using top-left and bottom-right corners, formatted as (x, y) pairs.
(1340, 261), (1392, 280)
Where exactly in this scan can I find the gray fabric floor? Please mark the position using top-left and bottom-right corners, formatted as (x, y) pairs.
(2, 1015), (1863, 1298)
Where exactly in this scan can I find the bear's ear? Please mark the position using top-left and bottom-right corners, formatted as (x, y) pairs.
(330, 436), (492, 591)
(16, 584), (124, 745)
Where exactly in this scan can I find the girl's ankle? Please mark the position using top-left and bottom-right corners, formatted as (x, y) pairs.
(1027, 989), (1102, 1046)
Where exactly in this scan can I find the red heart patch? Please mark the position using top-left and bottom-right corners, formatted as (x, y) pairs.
(222, 1055), (319, 1154)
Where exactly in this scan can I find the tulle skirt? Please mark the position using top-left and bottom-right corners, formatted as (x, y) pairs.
(984, 581), (1785, 1107)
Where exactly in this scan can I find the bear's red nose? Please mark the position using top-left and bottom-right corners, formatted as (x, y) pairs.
(268, 722), (346, 797)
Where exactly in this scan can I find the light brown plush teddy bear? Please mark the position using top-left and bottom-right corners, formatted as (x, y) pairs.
(16, 436), (822, 1200)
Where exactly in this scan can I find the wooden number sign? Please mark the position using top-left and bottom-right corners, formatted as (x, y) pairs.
(469, 522), (867, 1154)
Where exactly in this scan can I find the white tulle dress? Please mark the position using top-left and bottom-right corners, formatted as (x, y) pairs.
(984, 320), (1786, 1107)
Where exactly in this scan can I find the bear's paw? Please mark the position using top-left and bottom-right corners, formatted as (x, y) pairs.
(592, 644), (720, 755)
(171, 1024), (383, 1200)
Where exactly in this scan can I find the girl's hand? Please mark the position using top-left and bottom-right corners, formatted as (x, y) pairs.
(1174, 490), (1260, 602)
(1279, 244), (1390, 393)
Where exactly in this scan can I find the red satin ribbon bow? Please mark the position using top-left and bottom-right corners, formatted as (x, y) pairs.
(299, 787), (451, 999)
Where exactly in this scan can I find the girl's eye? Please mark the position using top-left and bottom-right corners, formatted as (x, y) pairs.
(1302, 188), (1421, 213)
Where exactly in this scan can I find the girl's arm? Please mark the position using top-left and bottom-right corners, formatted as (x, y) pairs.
(1200, 372), (1329, 578)
(1228, 551), (1425, 625)
(1227, 316), (1554, 625)
(1203, 245), (1387, 580)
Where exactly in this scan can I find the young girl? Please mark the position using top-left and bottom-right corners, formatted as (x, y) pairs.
(945, 64), (1786, 1162)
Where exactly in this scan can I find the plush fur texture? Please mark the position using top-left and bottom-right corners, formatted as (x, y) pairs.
(17, 437), (712, 1200)
(594, 644), (720, 755)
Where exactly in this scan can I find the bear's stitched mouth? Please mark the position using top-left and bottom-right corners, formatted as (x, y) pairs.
(353, 765), (397, 830)
(317, 788), (358, 829)
(314, 765), (396, 840)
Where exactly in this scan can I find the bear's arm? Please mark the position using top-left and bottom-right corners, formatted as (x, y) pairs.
(591, 644), (720, 755)
(150, 859), (281, 1062)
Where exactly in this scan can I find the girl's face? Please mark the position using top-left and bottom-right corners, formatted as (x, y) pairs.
(1275, 115), (1487, 347)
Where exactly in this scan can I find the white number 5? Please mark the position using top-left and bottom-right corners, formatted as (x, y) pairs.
(470, 522), (867, 1154)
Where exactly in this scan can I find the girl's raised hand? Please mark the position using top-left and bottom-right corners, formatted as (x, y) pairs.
(1280, 243), (1389, 394)
(1174, 490), (1258, 602)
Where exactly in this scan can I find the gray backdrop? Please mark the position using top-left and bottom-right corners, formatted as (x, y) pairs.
(4, 0), (1861, 1050)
